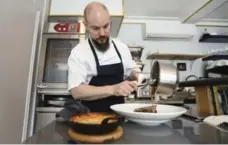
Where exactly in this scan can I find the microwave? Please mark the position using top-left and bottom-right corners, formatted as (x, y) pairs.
(37, 34), (84, 91)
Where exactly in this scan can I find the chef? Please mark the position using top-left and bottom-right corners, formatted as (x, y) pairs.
(67, 1), (144, 112)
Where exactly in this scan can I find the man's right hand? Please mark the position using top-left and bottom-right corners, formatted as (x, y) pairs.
(110, 81), (137, 97)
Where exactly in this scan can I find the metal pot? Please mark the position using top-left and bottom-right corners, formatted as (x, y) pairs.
(150, 60), (179, 98)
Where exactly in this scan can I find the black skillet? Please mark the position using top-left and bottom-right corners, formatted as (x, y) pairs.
(56, 100), (125, 135)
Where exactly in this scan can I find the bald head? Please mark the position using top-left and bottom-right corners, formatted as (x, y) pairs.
(83, 2), (111, 52)
(84, 2), (109, 22)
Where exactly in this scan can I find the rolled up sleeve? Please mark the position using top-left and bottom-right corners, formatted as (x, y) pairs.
(68, 50), (87, 91)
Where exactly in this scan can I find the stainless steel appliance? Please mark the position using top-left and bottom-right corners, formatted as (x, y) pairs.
(128, 45), (143, 61)
(35, 94), (72, 132)
(35, 33), (84, 132)
(37, 34), (82, 93)
(128, 45), (144, 71)
(35, 21), (86, 132)
(36, 107), (62, 132)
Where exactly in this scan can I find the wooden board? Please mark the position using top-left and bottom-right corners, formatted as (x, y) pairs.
(195, 86), (212, 117)
(68, 126), (123, 144)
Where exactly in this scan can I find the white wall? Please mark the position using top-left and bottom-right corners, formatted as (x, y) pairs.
(0, 0), (46, 143)
(117, 19), (228, 81)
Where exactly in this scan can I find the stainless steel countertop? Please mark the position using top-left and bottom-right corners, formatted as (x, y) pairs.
(23, 117), (228, 144)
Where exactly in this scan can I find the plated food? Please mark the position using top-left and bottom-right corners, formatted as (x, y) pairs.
(134, 105), (157, 113)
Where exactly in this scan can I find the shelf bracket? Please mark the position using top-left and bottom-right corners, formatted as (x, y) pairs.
(170, 57), (176, 65)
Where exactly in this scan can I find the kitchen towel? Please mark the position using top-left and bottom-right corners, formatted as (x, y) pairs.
(55, 100), (90, 121)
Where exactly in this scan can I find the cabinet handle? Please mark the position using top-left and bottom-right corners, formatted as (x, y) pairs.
(37, 84), (48, 88)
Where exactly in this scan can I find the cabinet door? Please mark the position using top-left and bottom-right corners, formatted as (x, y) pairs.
(49, 0), (123, 16)
(35, 112), (57, 132)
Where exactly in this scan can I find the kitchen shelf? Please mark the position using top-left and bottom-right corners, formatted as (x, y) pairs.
(202, 55), (228, 61)
(128, 46), (144, 49)
(179, 77), (228, 87)
(202, 55), (228, 75)
(146, 53), (206, 60)
(43, 32), (84, 35)
(199, 33), (228, 43)
(206, 66), (228, 75)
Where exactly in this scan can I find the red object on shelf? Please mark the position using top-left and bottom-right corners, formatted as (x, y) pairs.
(54, 22), (80, 33)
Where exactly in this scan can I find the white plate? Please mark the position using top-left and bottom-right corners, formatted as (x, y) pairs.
(110, 103), (187, 126)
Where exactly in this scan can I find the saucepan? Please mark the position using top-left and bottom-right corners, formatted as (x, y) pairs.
(137, 60), (179, 100)
(56, 100), (125, 135)
(150, 60), (179, 97)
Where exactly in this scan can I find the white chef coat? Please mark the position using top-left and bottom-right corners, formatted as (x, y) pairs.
(67, 37), (140, 91)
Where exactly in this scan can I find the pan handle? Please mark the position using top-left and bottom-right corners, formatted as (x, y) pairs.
(101, 116), (125, 126)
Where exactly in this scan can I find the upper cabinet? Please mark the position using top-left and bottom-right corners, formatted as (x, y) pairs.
(180, 0), (228, 24)
(48, 0), (124, 37)
(49, 0), (123, 16)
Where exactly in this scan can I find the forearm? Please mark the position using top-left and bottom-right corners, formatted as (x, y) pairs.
(71, 84), (113, 101)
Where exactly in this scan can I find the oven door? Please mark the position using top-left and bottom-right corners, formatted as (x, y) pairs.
(37, 34), (82, 91)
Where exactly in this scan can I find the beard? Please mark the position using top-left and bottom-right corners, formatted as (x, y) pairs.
(91, 37), (110, 52)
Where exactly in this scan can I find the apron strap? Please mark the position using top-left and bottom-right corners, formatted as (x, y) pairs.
(112, 40), (122, 62)
(88, 38), (99, 67)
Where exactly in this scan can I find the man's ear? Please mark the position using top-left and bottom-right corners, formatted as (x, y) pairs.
(83, 20), (86, 28)
(83, 20), (86, 27)
(109, 19), (112, 28)
(83, 20), (89, 31)
(83, 20), (89, 35)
